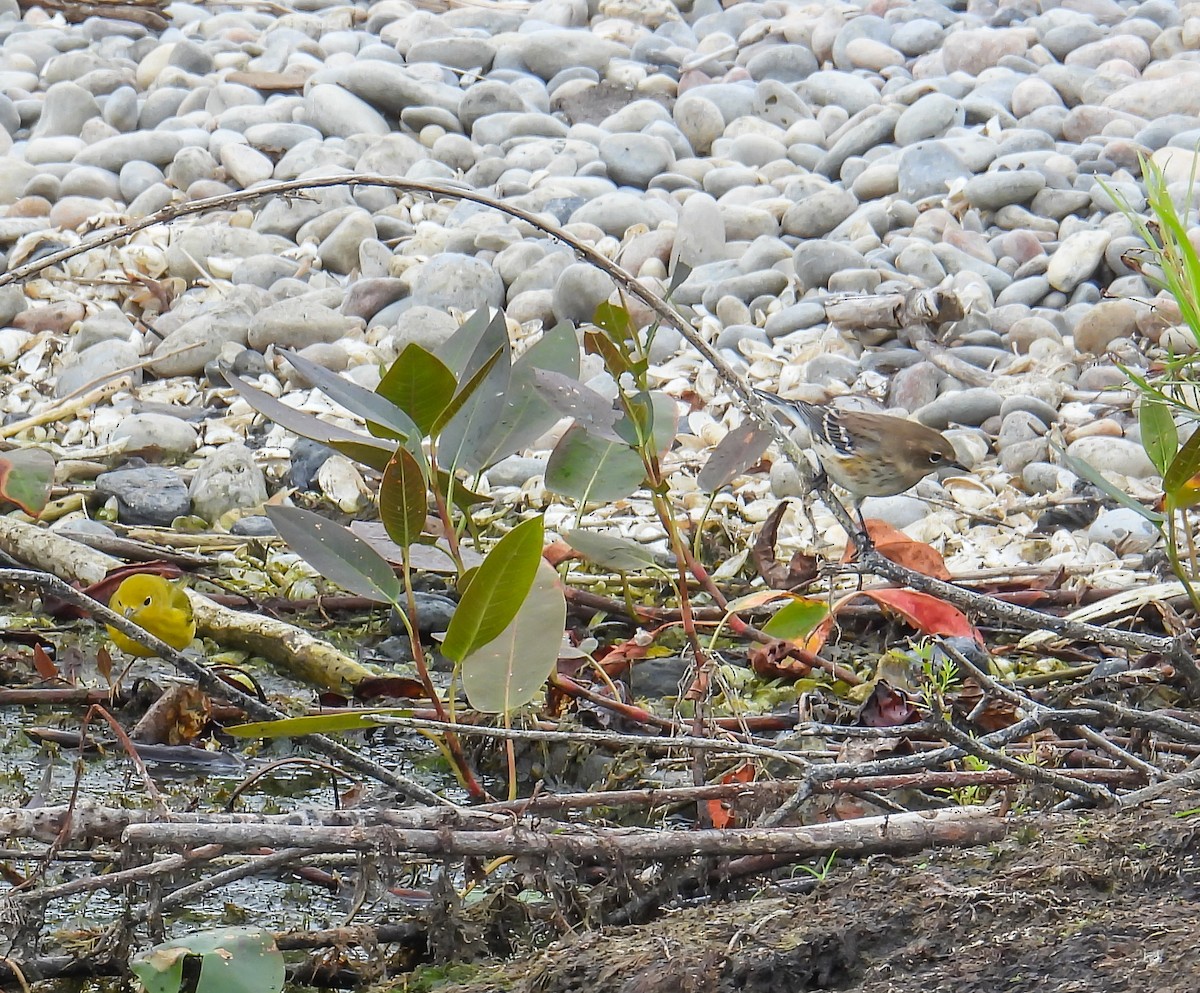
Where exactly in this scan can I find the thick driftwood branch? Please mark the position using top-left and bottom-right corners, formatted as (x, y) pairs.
(121, 808), (1005, 858)
(0, 803), (505, 844)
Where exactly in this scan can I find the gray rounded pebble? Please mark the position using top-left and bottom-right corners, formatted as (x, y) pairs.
(96, 466), (191, 526)
(916, 388), (1004, 429)
(189, 444), (268, 524)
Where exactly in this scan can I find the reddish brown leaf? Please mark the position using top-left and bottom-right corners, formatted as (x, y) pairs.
(32, 643), (59, 682)
(843, 520), (952, 580)
(784, 551), (821, 588)
(951, 678), (1021, 732)
(96, 644), (113, 685)
(749, 638), (814, 680)
(752, 502), (791, 588)
(595, 637), (652, 675)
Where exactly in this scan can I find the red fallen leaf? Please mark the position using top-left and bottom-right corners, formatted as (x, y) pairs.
(353, 675), (430, 701)
(857, 680), (920, 727)
(802, 615), (836, 654)
(751, 501), (790, 589)
(843, 520), (952, 581)
(96, 644), (113, 685)
(708, 762), (755, 829)
(838, 588), (983, 644)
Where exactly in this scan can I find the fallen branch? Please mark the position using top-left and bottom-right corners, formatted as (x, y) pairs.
(121, 808), (1005, 859)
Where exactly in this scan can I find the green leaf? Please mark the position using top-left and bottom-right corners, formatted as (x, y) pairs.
(349, 520), (484, 573)
(132, 928), (283, 993)
(468, 320), (582, 468)
(435, 307), (500, 377)
(375, 344), (457, 436)
(544, 425), (646, 503)
(380, 447), (428, 551)
(620, 390), (680, 457)
(461, 559), (566, 713)
(1054, 442), (1165, 524)
(762, 597), (830, 641)
(1139, 396), (1179, 477)
(435, 345), (512, 473)
(279, 347), (420, 443)
(441, 515), (545, 662)
(130, 946), (185, 993)
(326, 438), (401, 472)
(697, 422), (774, 493)
(266, 506), (400, 603)
(593, 301), (635, 348)
(0, 448), (55, 515)
(584, 326), (632, 377)
(668, 260), (692, 295)
(564, 529), (660, 571)
(429, 346), (505, 438)
(1165, 421), (1200, 494)
(222, 369), (396, 471)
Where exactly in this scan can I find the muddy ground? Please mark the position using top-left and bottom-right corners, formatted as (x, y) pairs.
(425, 803), (1200, 993)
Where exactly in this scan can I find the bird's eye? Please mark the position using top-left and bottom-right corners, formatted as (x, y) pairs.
(928, 452), (944, 465)
(143, 596), (153, 606)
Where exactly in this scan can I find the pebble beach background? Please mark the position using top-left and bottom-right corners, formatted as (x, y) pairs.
(0, 0), (1192, 583)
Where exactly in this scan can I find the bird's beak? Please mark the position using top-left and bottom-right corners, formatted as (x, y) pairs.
(124, 607), (135, 619)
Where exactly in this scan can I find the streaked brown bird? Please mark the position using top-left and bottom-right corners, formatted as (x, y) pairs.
(755, 389), (966, 502)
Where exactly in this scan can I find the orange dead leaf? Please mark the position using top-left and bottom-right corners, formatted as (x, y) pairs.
(542, 540), (580, 567)
(843, 520), (952, 580)
(708, 762), (756, 829)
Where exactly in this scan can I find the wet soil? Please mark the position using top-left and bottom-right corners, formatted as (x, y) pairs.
(429, 804), (1200, 993)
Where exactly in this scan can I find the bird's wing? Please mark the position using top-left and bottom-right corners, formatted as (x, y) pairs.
(814, 408), (856, 457)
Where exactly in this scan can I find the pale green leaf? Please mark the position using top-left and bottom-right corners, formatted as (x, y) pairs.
(461, 559), (566, 713)
(544, 425), (645, 503)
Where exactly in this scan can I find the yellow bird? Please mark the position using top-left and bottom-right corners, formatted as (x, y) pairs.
(106, 574), (197, 657)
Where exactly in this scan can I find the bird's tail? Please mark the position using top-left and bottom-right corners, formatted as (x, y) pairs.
(753, 389), (819, 430)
